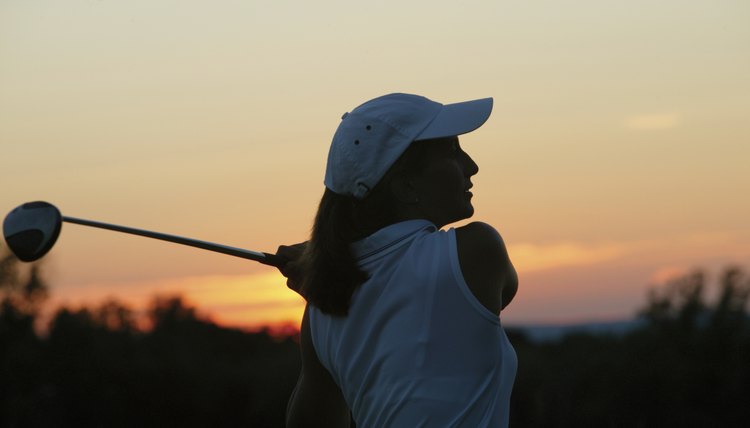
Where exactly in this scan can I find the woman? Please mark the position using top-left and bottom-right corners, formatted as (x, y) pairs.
(278, 93), (518, 427)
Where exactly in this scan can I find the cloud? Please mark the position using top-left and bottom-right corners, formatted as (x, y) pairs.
(509, 242), (628, 272)
(625, 113), (681, 130)
(647, 265), (691, 285)
(509, 231), (750, 275)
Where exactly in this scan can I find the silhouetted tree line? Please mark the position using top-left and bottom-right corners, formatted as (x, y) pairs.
(0, 251), (299, 427)
(1, 247), (748, 427)
(509, 267), (750, 427)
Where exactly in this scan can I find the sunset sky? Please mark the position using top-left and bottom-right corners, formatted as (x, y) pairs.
(2, 0), (748, 329)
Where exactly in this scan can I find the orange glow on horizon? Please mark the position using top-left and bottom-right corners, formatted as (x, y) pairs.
(48, 271), (307, 332)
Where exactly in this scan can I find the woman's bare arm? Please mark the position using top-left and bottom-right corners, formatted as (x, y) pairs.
(455, 222), (518, 314)
(286, 306), (351, 428)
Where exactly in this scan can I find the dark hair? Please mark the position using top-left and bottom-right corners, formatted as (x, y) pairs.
(297, 140), (436, 316)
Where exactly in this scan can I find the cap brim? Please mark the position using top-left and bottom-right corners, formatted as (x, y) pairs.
(414, 97), (493, 141)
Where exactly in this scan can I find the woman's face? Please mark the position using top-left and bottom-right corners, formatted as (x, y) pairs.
(410, 136), (479, 228)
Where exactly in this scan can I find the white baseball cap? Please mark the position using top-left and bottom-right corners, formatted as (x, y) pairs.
(324, 93), (493, 199)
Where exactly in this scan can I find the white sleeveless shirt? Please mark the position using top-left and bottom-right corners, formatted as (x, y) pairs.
(309, 220), (517, 427)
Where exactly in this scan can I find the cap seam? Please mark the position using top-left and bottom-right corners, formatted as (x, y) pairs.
(413, 105), (444, 141)
(351, 111), (412, 140)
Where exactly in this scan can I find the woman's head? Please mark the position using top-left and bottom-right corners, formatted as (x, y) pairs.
(324, 93), (492, 200)
(299, 93), (492, 315)
(388, 136), (480, 228)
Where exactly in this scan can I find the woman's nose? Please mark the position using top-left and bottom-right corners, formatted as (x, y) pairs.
(464, 152), (479, 176)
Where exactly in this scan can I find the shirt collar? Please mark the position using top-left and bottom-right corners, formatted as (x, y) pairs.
(352, 219), (437, 261)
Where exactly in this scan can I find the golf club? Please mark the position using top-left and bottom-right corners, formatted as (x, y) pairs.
(3, 201), (284, 267)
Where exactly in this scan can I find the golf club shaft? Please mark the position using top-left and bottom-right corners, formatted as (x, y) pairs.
(62, 216), (284, 267)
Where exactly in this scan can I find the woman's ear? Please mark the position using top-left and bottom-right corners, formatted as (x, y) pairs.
(388, 172), (420, 205)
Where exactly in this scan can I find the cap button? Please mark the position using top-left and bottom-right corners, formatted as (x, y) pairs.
(354, 182), (370, 199)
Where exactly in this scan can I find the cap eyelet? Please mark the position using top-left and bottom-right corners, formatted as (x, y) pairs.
(355, 182), (370, 198)
(365, 125), (372, 131)
(354, 140), (360, 145)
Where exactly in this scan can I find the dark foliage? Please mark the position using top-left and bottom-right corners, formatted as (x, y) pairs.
(1, 246), (748, 427)
(509, 266), (750, 428)
(1, 250), (300, 428)
(33, 297), (300, 428)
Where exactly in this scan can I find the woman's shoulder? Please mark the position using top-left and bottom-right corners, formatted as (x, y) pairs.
(454, 222), (515, 314)
(455, 221), (505, 250)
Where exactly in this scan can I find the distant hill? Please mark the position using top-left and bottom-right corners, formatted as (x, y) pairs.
(508, 319), (646, 343)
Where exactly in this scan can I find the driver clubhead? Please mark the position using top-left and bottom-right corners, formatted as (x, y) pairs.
(3, 201), (62, 262)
